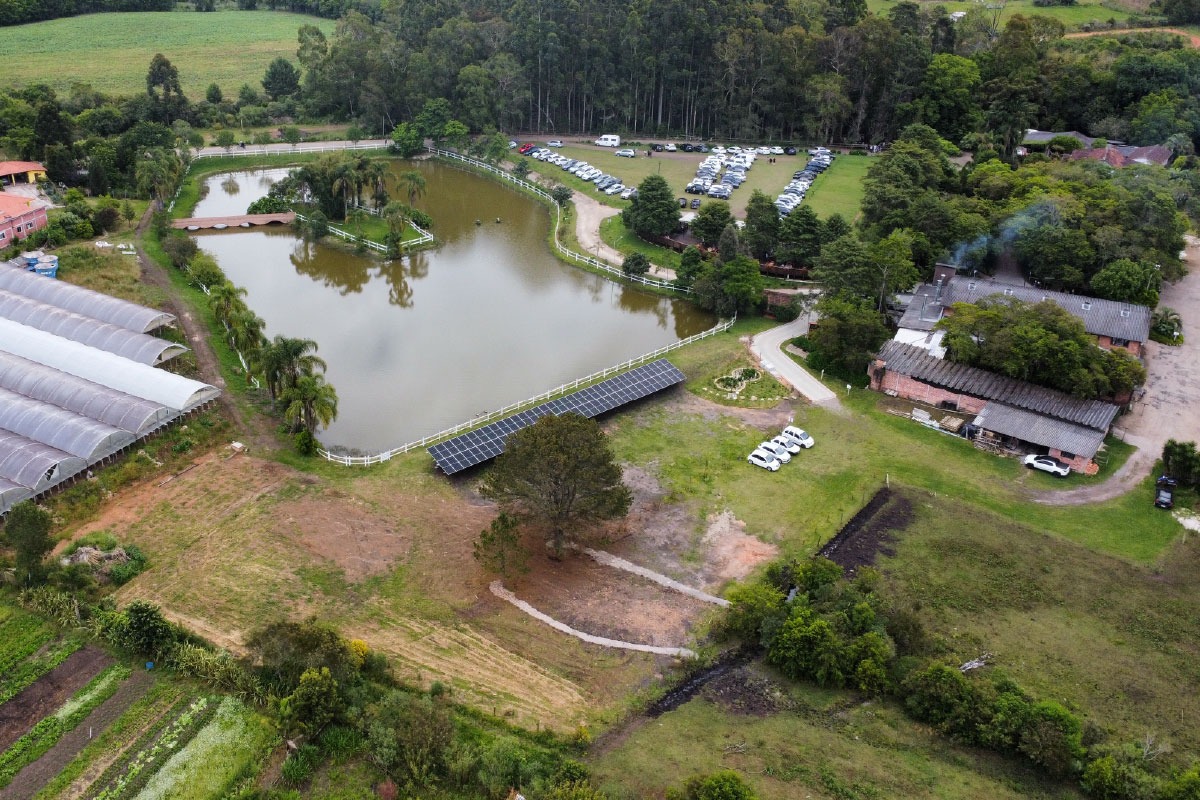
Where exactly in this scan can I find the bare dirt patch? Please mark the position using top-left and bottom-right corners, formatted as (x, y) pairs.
(819, 488), (914, 573)
(0, 648), (113, 753)
(272, 494), (411, 581)
(702, 665), (794, 716)
(511, 553), (711, 647)
(0, 671), (152, 800)
(701, 510), (780, 586)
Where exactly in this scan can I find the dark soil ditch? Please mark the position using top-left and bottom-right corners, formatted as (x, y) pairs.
(0, 647), (113, 752)
(818, 487), (914, 573)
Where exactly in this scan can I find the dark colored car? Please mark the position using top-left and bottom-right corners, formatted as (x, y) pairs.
(653, 143), (664, 152)
(696, 144), (709, 153)
(1156, 475), (1178, 509)
(518, 143), (536, 154)
(690, 198), (701, 209)
(682, 143), (694, 152)
(678, 197), (687, 207)
(784, 146), (798, 155)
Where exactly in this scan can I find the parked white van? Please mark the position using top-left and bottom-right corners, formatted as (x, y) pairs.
(594, 134), (621, 147)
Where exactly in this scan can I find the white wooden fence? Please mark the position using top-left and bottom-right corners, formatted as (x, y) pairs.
(428, 148), (690, 294)
(317, 315), (735, 466)
(294, 212), (434, 253)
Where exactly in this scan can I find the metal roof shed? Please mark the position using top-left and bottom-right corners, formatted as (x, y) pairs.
(0, 261), (175, 333)
(0, 290), (187, 364)
(0, 319), (218, 412)
(973, 402), (1107, 459)
(0, 388), (135, 461)
(0, 351), (168, 434)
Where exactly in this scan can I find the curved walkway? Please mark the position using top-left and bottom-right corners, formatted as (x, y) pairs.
(489, 581), (697, 658)
(567, 186), (678, 281)
(577, 547), (729, 606)
(749, 316), (842, 409)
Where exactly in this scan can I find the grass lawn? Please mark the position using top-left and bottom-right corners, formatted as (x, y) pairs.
(864, 0), (1134, 28)
(0, 11), (333, 98)
(599, 215), (681, 271)
(802, 155), (873, 223)
(878, 491), (1200, 757)
(590, 675), (1078, 800)
(533, 144), (816, 218)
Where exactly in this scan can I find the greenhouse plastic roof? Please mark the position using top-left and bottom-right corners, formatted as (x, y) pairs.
(0, 428), (86, 493)
(0, 260), (175, 332)
(0, 318), (219, 412)
(0, 387), (134, 460)
(0, 351), (168, 434)
(0, 290), (187, 365)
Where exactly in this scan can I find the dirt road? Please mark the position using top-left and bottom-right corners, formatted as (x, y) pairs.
(566, 187), (678, 281)
(1035, 240), (1200, 505)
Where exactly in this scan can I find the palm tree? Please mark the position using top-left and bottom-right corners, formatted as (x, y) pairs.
(398, 170), (426, 206)
(1152, 307), (1182, 340)
(256, 335), (326, 401)
(208, 281), (247, 326)
(282, 373), (339, 435)
(361, 159), (389, 208)
(226, 307), (266, 357)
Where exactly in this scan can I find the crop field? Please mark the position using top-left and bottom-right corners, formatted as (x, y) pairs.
(864, 0), (1135, 28)
(0, 12), (332, 97)
(0, 599), (274, 800)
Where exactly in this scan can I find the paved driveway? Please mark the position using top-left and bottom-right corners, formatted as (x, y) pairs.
(749, 316), (842, 409)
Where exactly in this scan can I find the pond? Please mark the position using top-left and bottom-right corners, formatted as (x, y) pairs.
(191, 160), (714, 452)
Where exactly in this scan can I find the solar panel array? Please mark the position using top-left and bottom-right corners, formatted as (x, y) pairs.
(428, 359), (685, 475)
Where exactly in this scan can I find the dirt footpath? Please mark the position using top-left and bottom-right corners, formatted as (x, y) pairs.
(559, 184), (678, 281)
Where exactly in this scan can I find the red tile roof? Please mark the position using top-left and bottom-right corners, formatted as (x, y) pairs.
(0, 194), (36, 220)
(0, 161), (45, 178)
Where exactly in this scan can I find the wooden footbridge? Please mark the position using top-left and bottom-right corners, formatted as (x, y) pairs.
(171, 212), (295, 230)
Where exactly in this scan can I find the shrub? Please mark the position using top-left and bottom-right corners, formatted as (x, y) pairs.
(1018, 701), (1085, 778)
(280, 745), (319, 786)
(670, 770), (758, 800)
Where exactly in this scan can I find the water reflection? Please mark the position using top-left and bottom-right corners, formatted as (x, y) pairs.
(192, 163), (715, 451)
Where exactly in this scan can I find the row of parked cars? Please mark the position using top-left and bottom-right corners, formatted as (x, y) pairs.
(654, 142), (802, 156)
(748, 426), (816, 471)
(774, 148), (835, 216)
(685, 149), (760, 200)
(520, 144), (636, 198)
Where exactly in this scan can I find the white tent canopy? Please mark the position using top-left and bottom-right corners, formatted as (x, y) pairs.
(0, 261), (175, 333)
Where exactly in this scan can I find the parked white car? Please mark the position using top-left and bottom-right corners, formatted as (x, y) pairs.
(615, 148), (637, 158)
(758, 441), (792, 463)
(1023, 454), (1071, 477)
(781, 425), (815, 449)
(770, 435), (802, 455)
(547, 139), (564, 147)
(747, 448), (782, 471)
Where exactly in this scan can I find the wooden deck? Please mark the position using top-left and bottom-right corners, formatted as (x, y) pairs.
(171, 212), (295, 230)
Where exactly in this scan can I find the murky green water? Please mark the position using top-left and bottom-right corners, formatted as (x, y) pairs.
(192, 161), (713, 452)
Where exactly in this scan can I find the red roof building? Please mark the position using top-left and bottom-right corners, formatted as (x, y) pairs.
(0, 194), (49, 245)
(0, 161), (47, 185)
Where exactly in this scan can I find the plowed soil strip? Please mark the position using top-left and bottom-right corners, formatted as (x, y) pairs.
(0, 671), (152, 800)
(0, 648), (112, 753)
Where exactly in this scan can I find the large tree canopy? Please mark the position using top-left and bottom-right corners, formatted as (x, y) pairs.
(479, 413), (631, 558)
(937, 297), (1146, 399)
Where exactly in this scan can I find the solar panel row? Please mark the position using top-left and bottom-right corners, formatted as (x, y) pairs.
(428, 359), (685, 475)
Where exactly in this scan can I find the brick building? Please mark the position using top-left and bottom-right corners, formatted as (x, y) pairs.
(0, 194), (48, 245)
(870, 340), (1120, 473)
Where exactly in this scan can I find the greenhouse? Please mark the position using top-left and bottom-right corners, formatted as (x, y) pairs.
(0, 290), (187, 365)
(0, 275), (218, 514)
(0, 260), (175, 332)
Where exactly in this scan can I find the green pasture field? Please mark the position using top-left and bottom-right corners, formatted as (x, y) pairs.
(591, 677), (1078, 799)
(879, 491), (1200, 758)
(0, 12), (332, 98)
(610, 323), (1180, 565)
(802, 155), (873, 223)
(864, 0), (1134, 28)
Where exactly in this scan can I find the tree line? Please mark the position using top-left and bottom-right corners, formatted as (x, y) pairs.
(0, 0), (170, 27)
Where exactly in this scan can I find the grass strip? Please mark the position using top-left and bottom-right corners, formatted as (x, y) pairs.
(88, 696), (217, 800)
(0, 637), (85, 708)
(34, 681), (183, 800)
(0, 613), (55, 678)
(0, 665), (131, 788)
